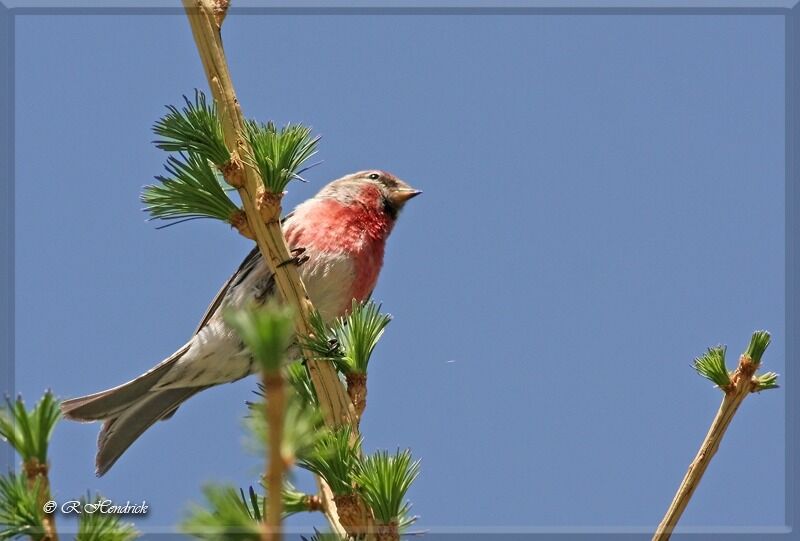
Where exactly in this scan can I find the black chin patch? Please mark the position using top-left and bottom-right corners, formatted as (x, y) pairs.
(383, 197), (400, 220)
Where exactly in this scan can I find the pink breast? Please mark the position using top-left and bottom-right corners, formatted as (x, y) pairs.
(284, 197), (392, 315)
(350, 243), (385, 303)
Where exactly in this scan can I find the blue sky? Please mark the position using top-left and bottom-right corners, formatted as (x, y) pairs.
(12, 10), (786, 535)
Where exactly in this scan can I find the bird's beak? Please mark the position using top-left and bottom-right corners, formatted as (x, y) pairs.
(391, 188), (422, 205)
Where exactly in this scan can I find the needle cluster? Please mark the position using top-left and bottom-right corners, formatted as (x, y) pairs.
(0, 473), (44, 539)
(245, 121), (320, 194)
(304, 301), (392, 376)
(75, 494), (139, 541)
(142, 91), (319, 229)
(655, 330), (780, 539)
(184, 300), (418, 539)
(692, 330), (779, 393)
(354, 450), (420, 528)
(0, 393), (137, 540)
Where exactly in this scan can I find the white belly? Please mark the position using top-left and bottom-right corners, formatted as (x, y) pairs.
(155, 250), (355, 389)
(301, 251), (356, 322)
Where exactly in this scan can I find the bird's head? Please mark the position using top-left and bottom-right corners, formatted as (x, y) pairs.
(318, 170), (421, 220)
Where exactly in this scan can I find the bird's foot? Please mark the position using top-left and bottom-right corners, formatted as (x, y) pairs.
(277, 247), (309, 268)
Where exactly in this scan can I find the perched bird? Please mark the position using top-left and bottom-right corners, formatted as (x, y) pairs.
(61, 170), (420, 476)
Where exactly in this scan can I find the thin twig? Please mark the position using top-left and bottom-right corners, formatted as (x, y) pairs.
(315, 478), (348, 538)
(652, 355), (759, 540)
(263, 373), (285, 541)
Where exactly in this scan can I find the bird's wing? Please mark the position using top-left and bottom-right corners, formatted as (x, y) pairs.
(193, 246), (263, 335)
(156, 247), (264, 423)
(192, 212), (293, 335)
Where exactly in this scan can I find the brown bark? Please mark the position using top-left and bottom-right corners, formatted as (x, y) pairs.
(23, 459), (58, 541)
(346, 373), (367, 427)
(333, 493), (372, 537)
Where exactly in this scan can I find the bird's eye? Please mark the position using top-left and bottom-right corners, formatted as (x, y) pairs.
(368, 173), (380, 180)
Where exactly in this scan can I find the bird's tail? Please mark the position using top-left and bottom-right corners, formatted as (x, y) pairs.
(92, 386), (205, 476)
(60, 343), (206, 476)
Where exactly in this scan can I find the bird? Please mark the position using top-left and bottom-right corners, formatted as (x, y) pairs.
(61, 170), (420, 476)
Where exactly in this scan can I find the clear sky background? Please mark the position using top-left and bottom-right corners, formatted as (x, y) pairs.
(12, 10), (786, 536)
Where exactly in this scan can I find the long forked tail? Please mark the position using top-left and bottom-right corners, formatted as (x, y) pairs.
(60, 343), (206, 476)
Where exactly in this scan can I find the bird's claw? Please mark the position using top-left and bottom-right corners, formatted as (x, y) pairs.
(277, 247), (309, 268)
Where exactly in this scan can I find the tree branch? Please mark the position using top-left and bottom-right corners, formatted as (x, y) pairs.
(180, 1), (358, 535)
(652, 354), (762, 540)
(181, 0), (353, 432)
